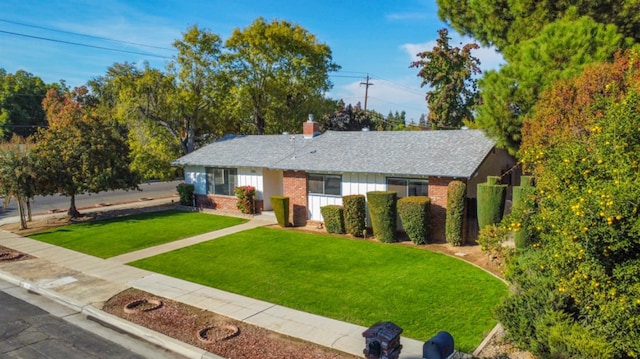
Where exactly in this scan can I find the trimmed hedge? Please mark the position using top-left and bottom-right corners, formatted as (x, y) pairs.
(398, 196), (431, 244)
(320, 205), (345, 234)
(366, 191), (397, 243)
(446, 180), (466, 246)
(512, 175), (535, 249)
(176, 183), (195, 206)
(477, 176), (507, 230)
(343, 194), (366, 237)
(270, 196), (289, 227)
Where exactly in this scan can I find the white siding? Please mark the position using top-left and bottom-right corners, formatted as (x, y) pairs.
(237, 167), (264, 200)
(309, 172), (386, 221)
(184, 166), (206, 194)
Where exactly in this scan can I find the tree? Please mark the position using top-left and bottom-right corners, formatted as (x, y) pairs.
(0, 136), (36, 229)
(436, 0), (640, 52)
(475, 14), (632, 154)
(498, 52), (640, 358)
(222, 17), (339, 135)
(410, 28), (481, 129)
(418, 113), (427, 129)
(35, 87), (139, 217)
(170, 25), (229, 154)
(0, 69), (49, 139)
(319, 100), (373, 131)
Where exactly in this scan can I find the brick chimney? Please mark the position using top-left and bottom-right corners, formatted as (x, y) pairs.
(303, 114), (319, 139)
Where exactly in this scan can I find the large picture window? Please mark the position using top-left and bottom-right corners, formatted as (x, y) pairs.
(206, 167), (237, 196)
(386, 177), (428, 198)
(308, 174), (341, 196)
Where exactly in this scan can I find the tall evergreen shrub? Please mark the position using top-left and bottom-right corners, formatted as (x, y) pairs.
(270, 196), (289, 227)
(366, 191), (397, 243)
(477, 176), (507, 230)
(446, 180), (467, 246)
(511, 176), (535, 249)
(398, 196), (431, 244)
(343, 194), (366, 236)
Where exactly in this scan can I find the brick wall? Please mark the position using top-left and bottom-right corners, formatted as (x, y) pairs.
(428, 177), (457, 241)
(283, 170), (308, 226)
(195, 194), (263, 214)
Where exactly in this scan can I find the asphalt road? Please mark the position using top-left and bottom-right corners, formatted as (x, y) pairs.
(0, 279), (183, 359)
(0, 180), (181, 220)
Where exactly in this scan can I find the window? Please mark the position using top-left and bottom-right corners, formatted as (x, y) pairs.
(206, 167), (237, 196)
(308, 174), (341, 196)
(386, 177), (428, 198)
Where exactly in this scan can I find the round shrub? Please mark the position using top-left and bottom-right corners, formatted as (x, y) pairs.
(398, 196), (431, 244)
(320, 205), (345, 234)
(176, 183), (195, 206)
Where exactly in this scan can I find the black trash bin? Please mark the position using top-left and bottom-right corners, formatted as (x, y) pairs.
(423, 331), (454, 359)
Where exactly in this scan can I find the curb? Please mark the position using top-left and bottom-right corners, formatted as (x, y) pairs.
(0, 269), (223, 359)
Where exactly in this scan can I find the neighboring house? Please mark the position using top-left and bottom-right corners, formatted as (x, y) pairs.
(172, 120), (516, 240)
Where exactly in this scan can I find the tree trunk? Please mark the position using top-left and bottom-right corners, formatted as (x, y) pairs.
(254, 107), (265, 135)
(17, 196), (27, 230)
(68, 194), (81, 218)
(26, 199), (32, 222)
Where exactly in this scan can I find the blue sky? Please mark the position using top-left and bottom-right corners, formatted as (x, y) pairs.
(0, 0), (502, 122)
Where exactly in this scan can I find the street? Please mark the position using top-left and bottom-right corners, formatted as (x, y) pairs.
(0, 180), (181, 220)
(0, 279), (183, 359)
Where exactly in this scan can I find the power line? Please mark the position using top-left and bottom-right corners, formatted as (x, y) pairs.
(0, 18), (174, 51)
(0, 29), (172, 59)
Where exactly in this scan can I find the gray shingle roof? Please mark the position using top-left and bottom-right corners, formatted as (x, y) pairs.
(172, 129), (495, 179)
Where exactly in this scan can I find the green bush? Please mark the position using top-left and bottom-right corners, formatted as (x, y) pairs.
(320, 205), (345, 234)
(398, 196), (430, 244)
(234, 185), (256, 214)
(366, 191), (397, 243)
(343, 194), (366, 236)
(445, 180), (466, 246)
(477, 176), (507, 230)
(270, 196), (289, 227)
(176, 183), (195, 206)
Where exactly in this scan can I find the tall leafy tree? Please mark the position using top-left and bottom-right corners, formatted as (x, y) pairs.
(410, 28), (481, 129)
(35, 87), (139, 217)
(0, 69), (49, 139)
(475, 14), (632, 154)
(222, 17), (339, 135)
(0, 136), (37, 229)
(170, 24), (229, 153)
(436, 0), (640, 52)
(499, 52), (640, 358)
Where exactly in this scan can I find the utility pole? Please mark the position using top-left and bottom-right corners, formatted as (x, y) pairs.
(360, 74), (373, 114)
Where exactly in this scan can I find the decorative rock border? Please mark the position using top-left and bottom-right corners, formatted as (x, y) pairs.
(0, 250), (23, 261)
(123, 298), (163, 314)
(197, 323), (240, 343)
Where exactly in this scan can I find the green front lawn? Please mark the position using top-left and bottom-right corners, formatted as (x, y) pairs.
(29, 210), (248, 258)
(131, 227), (507, 352)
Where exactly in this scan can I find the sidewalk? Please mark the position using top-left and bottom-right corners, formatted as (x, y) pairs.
(0, 207), (427, 359)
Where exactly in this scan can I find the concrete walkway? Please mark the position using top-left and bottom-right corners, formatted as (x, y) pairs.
(0, 208), (428, 359)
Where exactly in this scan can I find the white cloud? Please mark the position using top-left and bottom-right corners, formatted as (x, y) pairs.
(386, 12), (430, 21)
(329, 76), (427, 122)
